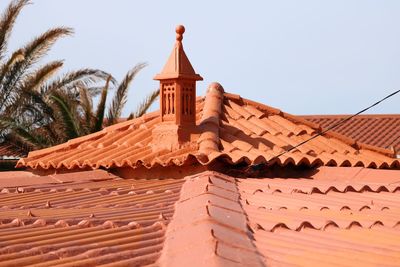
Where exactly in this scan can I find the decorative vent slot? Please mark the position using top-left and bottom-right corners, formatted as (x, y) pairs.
(182, 84), (194, 116)
(162, 83), (175, 115)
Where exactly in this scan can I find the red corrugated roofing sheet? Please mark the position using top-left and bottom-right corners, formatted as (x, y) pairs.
(301, 114), (400, 153)
(16, 89), (399, 170)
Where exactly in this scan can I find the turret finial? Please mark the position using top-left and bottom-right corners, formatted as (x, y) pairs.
(176, 25), (185, 42)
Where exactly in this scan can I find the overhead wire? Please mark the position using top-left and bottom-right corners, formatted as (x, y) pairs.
(267, 89), (400, 163)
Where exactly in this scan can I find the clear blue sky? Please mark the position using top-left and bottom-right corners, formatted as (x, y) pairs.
(1, 0), (399, 115)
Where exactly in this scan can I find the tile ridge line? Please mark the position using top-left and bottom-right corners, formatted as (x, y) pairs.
(157, 170), (266, 267)
(197, 83), (224, 161)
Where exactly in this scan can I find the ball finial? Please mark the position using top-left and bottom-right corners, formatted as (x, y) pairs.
(175, 25), (185, 41)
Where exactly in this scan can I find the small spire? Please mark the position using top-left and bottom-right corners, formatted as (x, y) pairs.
(154, 25), (202, 81)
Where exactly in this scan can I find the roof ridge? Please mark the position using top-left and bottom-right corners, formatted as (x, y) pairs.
(157, 171), (265, 267)
(197, 83), (224, 158)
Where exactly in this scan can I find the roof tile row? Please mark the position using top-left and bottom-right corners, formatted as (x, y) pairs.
(302, 114), (400, 153)
(238, 167), (400, 266)
(17, 86), (399, 171)
(0, 172), (184, 266)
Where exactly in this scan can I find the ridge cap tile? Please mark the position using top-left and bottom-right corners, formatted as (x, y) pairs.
(158, 171), (265, 267)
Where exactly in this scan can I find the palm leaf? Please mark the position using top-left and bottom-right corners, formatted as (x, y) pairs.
(128, 88), (159, 119)
(78, 85), (93, 132)
(0, 0), (29, 60)
(2, 133), (31, 155)
(0, 27), (72, 112)
(0, 118), (45, 149)
(50, 93), (80, 140)
(3, 60), (63, 115)
(106, 62), (146, 125)
(43, 68), (116, 96)
(0, 48), (24, 86)
(21, 60), (63, 92)
(93, 76), (111, 132)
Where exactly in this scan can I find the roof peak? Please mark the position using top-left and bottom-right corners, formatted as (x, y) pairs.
(154, 25), (203, 81)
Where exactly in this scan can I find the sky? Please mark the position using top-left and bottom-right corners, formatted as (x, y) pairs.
(1, 0), (399, 116)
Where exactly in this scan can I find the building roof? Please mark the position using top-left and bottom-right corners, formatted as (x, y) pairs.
(1, 168), (399, 266)
(301, 114), (400, 154)
(0, 169), (184, 266)
(2, 25), (400, 267)
(17, 87), (399, 171)
(239, 167), (400, 266)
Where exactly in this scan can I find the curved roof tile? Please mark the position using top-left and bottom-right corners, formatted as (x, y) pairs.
(17, 85), (399, 170)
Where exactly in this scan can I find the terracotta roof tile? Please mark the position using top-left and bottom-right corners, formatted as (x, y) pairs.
(1, 168), (400, 266)
(158, 171), (263, 267)
(0, 170), (184, 266)
(16, 85), (399, 171)
(238, 167), (400, 266)
(301, 114), (400, 153)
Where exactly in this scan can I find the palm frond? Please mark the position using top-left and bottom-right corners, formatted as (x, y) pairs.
(19, 86), (55, 121)
(3, 60), (62, 121)
(21, 60), (63, 92)
(78, 85), (93, 132)
(0, 48), (24, 86)
(43, 68), (116, 96)
(0, 0), (30, 60)
(0, 118), (44, 149)
(0, 27), (72, 112)
(93, 76), (110, 132)
(106, 62), (146, 125)
(129, 88), (159, 119)
(21, 27), (73, 66)
(85, 85), (108, 97)
(50, 93), (80, 140)
(3, 133), (31, 155)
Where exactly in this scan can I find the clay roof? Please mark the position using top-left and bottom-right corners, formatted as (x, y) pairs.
(301, 114), (400, 154)
(17, 85), (399, 171)
(3, 168), (399, 266)
(3, 25), (400, 267)
(1, 168), (399, 266)
(0, 169), (184, 266)
(238, 167), (400, 266)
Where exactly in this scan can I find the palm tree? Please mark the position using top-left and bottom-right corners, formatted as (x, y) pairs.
(0, 0), (159, 151)
(2, 65), (159, 150)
